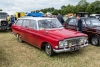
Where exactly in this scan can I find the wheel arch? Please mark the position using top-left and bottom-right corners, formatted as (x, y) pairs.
(41, 42), (52, 50)
(89, 34), (100, 42)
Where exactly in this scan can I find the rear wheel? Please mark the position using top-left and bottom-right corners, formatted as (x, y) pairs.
(91, 35), (100, 46)
(17, 34), (23, 43)
(45, 43), (54, 56)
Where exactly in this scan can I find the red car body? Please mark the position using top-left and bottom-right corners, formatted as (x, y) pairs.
(12, 17), (88, 56)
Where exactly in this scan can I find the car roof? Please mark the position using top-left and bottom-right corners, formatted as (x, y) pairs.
(68, 17), (95, 19)
(18, 16), (56, 20)
(76, 12), (89, 13)
(0, 12), (7, 13)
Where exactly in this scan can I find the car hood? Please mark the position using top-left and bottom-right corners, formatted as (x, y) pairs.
(41, 28), (87, 40)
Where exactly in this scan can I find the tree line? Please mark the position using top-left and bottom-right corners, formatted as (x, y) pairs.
(32, 0), (100, 15)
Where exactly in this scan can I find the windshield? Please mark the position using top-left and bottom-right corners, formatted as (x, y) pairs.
(0, 13), (7, 19)
(38, 19), (63, 30)
(95, 15), (100, 19)
(85, 18), (100, 27)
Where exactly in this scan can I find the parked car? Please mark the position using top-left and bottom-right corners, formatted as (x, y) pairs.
(95, 15), (100, 21)
(76, 12), (90, 17)
(12, 17), (88, 56)
(64, 17), (100, 46)
(0, 12), (9, 30)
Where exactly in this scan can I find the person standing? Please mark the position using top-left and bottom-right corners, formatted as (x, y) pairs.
(10, 15), (15, 33)
(76, 14), (82, 32)
(57, 13), (64, 24)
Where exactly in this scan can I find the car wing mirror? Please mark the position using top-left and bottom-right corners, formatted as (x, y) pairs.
(25, 26), (28, 28)
(62, 24), (66, 27)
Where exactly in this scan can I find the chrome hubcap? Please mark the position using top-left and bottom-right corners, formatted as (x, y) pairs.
(46, 44), (51, 55)
(92, 37), (98, 45)
(18, 35), (22, 42)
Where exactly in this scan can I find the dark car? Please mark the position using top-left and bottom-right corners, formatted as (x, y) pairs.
(95, 15), (100, 21)
(0, 12), (9, 30)
(64, 17), (100, 46)
(76, 12), (90, 17)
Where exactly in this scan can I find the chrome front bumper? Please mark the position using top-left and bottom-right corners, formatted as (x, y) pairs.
(53, 43), (88, 53)
(0, 26), (8, 30)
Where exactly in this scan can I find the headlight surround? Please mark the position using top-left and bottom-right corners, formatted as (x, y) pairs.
(79, 37), (87, 45)
(83, 37), (88, 43)
(59, 40), (68, 48)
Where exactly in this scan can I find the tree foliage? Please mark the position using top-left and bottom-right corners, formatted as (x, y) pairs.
(31, 0), (100, 15)
(86, 0), (100, 14)
(0, 9), (2, 11)
(76, 0), (89, 12)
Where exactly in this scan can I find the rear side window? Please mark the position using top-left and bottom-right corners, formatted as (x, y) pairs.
(16, 19), (23, 26)
(22, 20), (29, 27)
(29, 20), (37, 30)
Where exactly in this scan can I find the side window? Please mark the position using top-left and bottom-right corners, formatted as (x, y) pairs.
(23, 20), (29, 27)
(68, 19), (77, 26)
(15, 19), (23, 26)
(85, 19), (92, 27)
(29, 20), (37, 30)
(82, 19), (86, 27)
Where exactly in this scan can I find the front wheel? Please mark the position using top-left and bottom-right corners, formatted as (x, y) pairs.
(91, 35), (100, 46)
(45, 43), (54, 56)
(17, 34), (23, 43)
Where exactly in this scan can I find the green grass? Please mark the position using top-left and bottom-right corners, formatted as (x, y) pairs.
(0, 31), (100, 67)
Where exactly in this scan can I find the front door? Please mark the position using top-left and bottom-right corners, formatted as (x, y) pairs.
(67, 18), (77, 30)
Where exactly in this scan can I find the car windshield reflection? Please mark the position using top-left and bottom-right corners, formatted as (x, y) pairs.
(86, 18), (100, 27)
(38, 19), (64, 30)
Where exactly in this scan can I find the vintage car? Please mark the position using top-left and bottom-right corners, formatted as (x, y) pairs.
(76, 12), (90, 17)
(0, 12), (9, 30)
(64, 17), (100, 46)
(12, 17), (88, 56)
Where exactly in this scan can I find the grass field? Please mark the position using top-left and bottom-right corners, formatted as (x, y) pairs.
(0, 31), (100, 67)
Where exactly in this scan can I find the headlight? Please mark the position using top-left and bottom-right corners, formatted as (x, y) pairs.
(59, 41), (64, 48)
(83, 37), (88, 43)
(79, 38), (84, 45)
(59, 40), (68, 48)
(79, 37), (87, 45)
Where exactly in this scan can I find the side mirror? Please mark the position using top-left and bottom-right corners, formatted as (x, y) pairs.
(62, 23), (66, 27)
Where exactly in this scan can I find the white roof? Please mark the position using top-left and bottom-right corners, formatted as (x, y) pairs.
(18, 16), (55, 20)
(0, 11), (7, 14)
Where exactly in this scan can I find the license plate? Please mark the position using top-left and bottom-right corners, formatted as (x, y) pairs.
(70, 46), (80, 51)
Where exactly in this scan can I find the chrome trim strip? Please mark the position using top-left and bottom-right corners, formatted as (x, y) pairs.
(64, 37), (86, 41)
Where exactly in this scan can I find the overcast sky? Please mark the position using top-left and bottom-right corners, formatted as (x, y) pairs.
(0, 0), (96, 15)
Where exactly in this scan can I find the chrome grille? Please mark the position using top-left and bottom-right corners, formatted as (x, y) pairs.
(67, 39), (80, 45)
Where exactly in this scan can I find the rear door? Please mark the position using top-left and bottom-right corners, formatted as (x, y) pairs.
(26, 20), (39, 47)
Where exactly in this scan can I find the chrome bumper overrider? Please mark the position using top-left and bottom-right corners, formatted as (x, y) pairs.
(53, 43), (88, 53)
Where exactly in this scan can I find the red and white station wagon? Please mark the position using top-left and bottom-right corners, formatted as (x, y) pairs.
(12, 17), (88, 56)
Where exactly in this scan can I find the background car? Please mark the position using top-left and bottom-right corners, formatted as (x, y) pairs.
(64, 17), (100, 46)
(76, 12), (89, 17)
(95, 15), (100, 21)
(12, 17), (88, 56)
(0, 12), (9, 30)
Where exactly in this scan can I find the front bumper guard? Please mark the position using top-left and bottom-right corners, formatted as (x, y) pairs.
(0, 26), (7, 30)
(53, 43), (88, 53)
